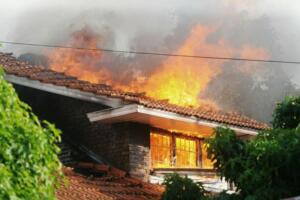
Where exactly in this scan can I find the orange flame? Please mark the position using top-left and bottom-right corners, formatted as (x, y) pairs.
(48, 27), (113, 84)
(47, 25), (268, 108)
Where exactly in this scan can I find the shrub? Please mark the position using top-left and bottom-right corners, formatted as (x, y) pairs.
(272, 95), (300, 129)
(207, 126), (300, 200)
(210, 191), (239, 200)
(161, 173), (206, 200)
(0, 67), (62, 200)
(205, 127), (246, 186)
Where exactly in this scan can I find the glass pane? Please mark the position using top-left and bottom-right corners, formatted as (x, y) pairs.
(175, 137), (197, 168)
(150, 131), (171, 168)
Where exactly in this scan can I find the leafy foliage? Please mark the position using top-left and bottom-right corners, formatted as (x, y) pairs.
(161, 173), (240, 200)
(272, 95), (300, 129)
(210, 191), (239, 200)
(206, 96), (300, 199)
(0, 67), (62, 200)
(207, 126), (300, 200)
(205, 127), (246, 186)
(161, 173), (207, 200)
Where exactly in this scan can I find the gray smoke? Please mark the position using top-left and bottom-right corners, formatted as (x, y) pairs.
(1, 0), (300, 123)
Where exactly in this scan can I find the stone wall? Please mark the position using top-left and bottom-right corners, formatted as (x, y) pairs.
(128, 123), (150, 181)
(13, 84), (151, 180)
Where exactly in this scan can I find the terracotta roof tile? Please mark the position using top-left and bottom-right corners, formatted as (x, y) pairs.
(56, 165), (163, 200)
(0, 52), (269, 130)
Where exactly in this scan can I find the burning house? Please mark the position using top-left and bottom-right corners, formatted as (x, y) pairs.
(0, 51), (268, 193)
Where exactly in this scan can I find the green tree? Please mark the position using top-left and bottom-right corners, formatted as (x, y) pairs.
(272, 96), (300, 129)
(205, 127), (246, 187)
(161, 173), (207, 200)
(0, 67), (62, 200)
(206, 96), (300, 199)
(207, 126), (300, 200)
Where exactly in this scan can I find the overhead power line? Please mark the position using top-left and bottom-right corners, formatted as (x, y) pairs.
(1, 40), (300, 65)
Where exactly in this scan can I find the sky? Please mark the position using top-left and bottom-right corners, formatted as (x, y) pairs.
(0, 0), (300, 122)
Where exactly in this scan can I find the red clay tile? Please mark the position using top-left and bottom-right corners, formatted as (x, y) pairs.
(57, 166), (163, 200)
(0, 52), (269, 131)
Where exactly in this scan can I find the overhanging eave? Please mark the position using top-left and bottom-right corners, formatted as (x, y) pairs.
(87, 104), (259, 137)
(5, 74), (126, 108)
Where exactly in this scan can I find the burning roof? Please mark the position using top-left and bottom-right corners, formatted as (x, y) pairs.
(0, 52), (269, 131)
(46, 26), (269, 108)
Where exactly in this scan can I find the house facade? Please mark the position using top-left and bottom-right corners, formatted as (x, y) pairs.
(0, 52), (268, 191)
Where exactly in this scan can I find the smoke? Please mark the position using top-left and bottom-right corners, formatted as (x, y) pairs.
(194, 10), (300, 122)
(1, 0), (300, 122)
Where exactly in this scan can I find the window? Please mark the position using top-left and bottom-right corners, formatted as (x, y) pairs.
(150, 129), (213, 169)
(150, 131), (172, 168)
(175, 137), (197, 167)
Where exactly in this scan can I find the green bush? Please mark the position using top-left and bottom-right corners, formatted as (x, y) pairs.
(210, 191), (239, 200)
(0, 67), (62, 199)
(272, 95), (300, 129)
(206, 95), (300, 199)
(205, 127), (246, 186)
(161, 173), (206, 200)
(161, 174), (240, 200)
(207, 126), (300, 200)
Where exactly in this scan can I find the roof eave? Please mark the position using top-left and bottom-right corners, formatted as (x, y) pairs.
(5, 74), (126, 108)
(87, 104), (259, 136)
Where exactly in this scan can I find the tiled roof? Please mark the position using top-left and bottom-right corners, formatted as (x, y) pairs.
(0, 52), (269, 130)
(57, 163), (163, 200)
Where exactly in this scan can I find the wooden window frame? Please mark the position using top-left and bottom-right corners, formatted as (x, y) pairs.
(150, 128), (208, 169)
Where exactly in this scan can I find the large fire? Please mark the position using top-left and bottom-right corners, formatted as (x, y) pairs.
(48, 28), (112, 84)
(47, 26), (268, 108)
